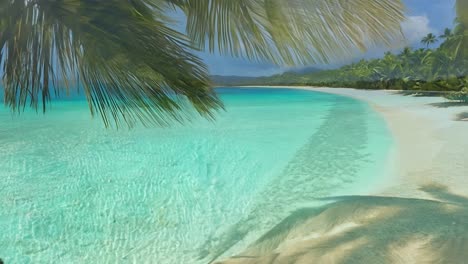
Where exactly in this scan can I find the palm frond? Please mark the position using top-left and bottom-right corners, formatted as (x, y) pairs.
(1, 0), (222, 128)
(457, 0), (468, 27)
(453, 0), (468, 64)
(174, 0), (405, 65)
(1, 0), (406, 127)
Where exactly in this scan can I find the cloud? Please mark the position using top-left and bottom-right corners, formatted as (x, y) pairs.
(401, 15), (437, 45)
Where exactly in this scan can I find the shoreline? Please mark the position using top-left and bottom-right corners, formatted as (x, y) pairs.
(235, 86), (468, 199)
(218, 86), (468, 264)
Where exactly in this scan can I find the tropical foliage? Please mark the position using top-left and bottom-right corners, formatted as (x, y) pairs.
(222, 0), (468, 96)
(445, 88), (468, 102)
(421, 33), (437, 48)
(237, 24), (467, 94)
(0, 0), (405, 127)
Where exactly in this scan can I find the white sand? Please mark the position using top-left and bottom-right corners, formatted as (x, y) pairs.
(308, 88), (468, 198)
(238, 86), (468, 198)
(217, 87), (468, 264)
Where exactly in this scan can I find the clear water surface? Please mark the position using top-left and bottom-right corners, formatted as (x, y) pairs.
(0, 88), (392, 263)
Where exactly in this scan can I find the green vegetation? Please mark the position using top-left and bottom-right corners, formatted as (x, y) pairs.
(228, 0), (468, 97)
(421, 33), (437, 48)
(0, 0), (405, 127)
(445, 88), (468, 103)
(236, 24), (467, 95)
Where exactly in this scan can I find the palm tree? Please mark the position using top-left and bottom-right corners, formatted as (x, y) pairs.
(400, 47), (412, 57)
(373, 52), (403, 89)
(421, 33), (438, 48)
(447, 0), (468, 65)
(439, 28), (453, 40)
(427, 50), (456, 80)
(398, 47), (415, 84)
(0, 1), (406, 127)
(457, 0), (468, 28)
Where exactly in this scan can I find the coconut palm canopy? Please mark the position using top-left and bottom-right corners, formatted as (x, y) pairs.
(421, 33), (438, 48)
(451, 0), (468, 63)
(440, 28), (453, 40)
(0, 0), (407, 127)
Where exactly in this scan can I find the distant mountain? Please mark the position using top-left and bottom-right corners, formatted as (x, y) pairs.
(211, 75), (265, 86)
(211, 67), (324, 86)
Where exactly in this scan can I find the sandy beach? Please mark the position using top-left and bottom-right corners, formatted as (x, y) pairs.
(218, 87), (468, 264)
(310, 87), (468, 198)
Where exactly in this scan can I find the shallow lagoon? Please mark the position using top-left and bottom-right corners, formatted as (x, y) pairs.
(0, 88), (392, 263)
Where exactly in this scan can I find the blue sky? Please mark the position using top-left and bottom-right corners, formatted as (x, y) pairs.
(195, 0), (457, 77)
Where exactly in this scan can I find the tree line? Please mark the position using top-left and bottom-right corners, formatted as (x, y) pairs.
(239, 24), (467, 102)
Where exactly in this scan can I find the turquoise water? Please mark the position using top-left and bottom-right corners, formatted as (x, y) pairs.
(0, 88), (392, 263)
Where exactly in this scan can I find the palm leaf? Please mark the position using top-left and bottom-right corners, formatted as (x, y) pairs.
(457, 0), (468, 26)
(1, 0), (405, 127)
(454, 0), (468, 63)
(176, 0), (405, 64)
(1, 0), (222, 127)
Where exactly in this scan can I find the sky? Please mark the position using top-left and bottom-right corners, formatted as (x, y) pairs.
(196, 0), (458, 77)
